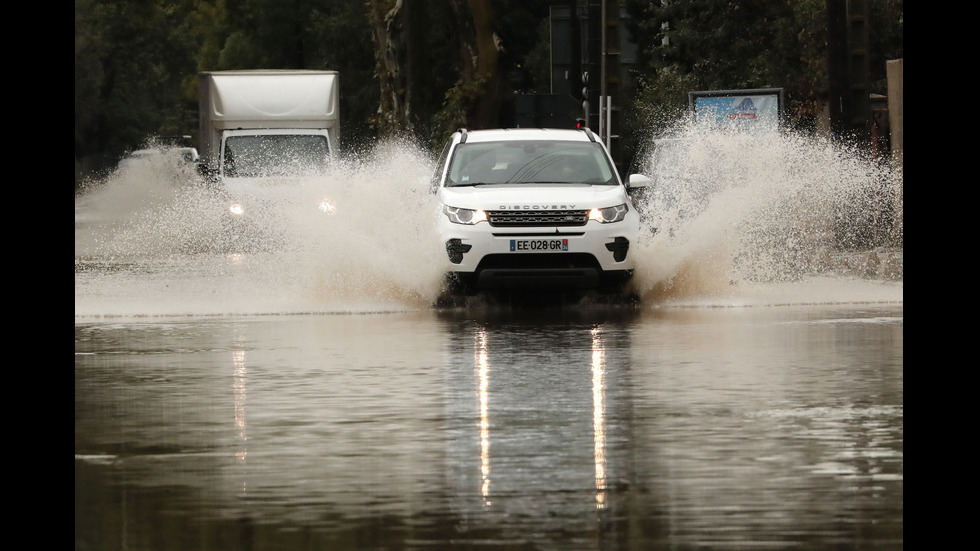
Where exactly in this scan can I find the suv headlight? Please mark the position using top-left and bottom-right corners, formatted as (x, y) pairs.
(589, 203), (629, 223)
(443, 205), (487, 225)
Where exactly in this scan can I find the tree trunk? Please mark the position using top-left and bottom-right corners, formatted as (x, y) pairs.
(370, 0), (412, 136)
(447, 0), (505, 129)
(371, 0), (506, 138)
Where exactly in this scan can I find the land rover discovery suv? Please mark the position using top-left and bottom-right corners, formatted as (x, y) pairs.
(433, 127), (646, 296)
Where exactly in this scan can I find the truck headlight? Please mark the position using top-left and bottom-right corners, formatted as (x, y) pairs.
(443, 205), (487, 225)
(318, 198), (337, 214)
(589, 203), (628, 224)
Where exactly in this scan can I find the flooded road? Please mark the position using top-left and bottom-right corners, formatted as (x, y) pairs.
(75, 303), (902, 550)
(76, 132), (902, 550)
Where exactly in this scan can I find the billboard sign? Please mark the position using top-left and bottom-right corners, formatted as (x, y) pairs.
(689, 88), (784, 131)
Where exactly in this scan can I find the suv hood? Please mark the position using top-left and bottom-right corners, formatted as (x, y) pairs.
(440, 184), (627, 210)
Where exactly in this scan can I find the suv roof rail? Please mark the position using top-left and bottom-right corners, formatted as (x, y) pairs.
(459, 128), (468, 143)
(581, 127), (596, 142)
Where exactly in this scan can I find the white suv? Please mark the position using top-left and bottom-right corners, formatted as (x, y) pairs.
(432, 127), (647, 297)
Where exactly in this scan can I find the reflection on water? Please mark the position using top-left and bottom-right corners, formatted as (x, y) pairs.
(591, 326), (607, 512)
(626, 307), (903, 548)
(437, 310), (639, 549)
(75, 304), (901, 550)
(466, 324), (614, 513)
(475, 328), (491, 506)
(233, 341), (247, 485)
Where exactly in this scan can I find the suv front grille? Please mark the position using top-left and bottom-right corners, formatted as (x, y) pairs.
(487, 209), (589, 227)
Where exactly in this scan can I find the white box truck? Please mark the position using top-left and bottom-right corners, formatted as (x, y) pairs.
(198, 70), (340, 181)
(198, 71), (341, 250)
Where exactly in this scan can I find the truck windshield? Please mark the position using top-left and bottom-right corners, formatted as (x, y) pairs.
(223, 135), (330, 178)
(446, 141), (615, 186)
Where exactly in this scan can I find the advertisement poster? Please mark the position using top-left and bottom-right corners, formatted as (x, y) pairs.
(689, 89), (783, 131)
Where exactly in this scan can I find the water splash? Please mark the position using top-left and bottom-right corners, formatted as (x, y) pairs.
(75, 129), (902, 317)
(629, 123), (902, 304)
(76, 138), (443, 316)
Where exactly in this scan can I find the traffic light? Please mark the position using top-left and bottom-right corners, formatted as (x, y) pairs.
(575, 118), (586, 129)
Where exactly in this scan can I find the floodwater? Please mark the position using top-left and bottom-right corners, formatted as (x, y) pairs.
(75, 130), (903, 550)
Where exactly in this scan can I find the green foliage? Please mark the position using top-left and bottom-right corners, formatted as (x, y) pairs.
(75, 0), (380, 187)
(190, 0), (380, 151)
(428, 1), (554, 148)
(625, 0), (903, 134)
(431, 75), (490, 151)
(75, 0), (199, 184)
(75, 0), (903, 188)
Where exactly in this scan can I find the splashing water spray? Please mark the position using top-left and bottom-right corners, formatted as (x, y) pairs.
(629, 120), (901, 303)
(76, 125), (901, 315)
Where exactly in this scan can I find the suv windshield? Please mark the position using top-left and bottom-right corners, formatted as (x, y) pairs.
(447, 140), (615, 186)
(224, 134), (330, 178)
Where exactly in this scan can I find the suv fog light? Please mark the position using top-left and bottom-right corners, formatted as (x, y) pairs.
(446, 238), (472, 264)
(605, 237), (630, 262)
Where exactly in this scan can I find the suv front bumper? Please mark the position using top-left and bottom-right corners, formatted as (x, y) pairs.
(440, 219), (637, 292)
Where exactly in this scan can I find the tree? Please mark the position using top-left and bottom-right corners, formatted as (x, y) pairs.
(624, 0), (903, 134)
(445, 0), (507, 130)
(370, 0), (513, 147)
(190, 0), (380, 152)
(369, 0), (450, 140)
(75, 0), (198, 184)
(429, 1), (554, 147)
(76, 0), (902, 189)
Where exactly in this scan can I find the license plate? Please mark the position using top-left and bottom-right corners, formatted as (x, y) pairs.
(509, 239), (568, 252)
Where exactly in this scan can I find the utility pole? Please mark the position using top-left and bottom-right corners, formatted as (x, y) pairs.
(552, 1), (630, 172)
(588, 0), (623, 173)
(826, 0), (870, 144)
